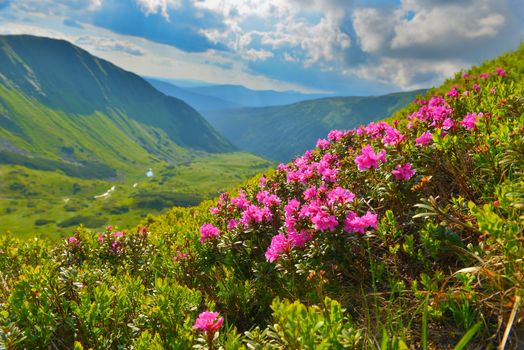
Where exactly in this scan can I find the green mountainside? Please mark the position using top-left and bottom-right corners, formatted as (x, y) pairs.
(0, 35), (272, 238)
(204, 90), (425, 162)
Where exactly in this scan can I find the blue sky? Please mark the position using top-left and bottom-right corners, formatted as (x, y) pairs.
(0, 0), (523, 95)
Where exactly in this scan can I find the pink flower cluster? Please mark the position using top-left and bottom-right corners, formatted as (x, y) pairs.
(460, 112), (483, 130)
(193, 311), (224, 334)
(391, 163), (415, 181)
(199, 66), (506, 265)
(199, 223), (220, 243)
(354, 145), (387, 171)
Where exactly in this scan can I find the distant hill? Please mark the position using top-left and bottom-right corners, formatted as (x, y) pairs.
(187, 84), (329, 107)
(0, 34), (235, 179)
(146, 78), (244, 112)
(204, 90), (426, 162)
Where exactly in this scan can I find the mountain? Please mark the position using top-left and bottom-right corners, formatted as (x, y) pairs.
(0, 35), (272, 237)
(204, 90), (426, 162)
(146, 78), (243, 112)
(0, 35), (234, 177)
(187, 84), (329, 107)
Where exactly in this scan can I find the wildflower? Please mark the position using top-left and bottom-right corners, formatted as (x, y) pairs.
(265, 233), (290, 262)
(316, 138), (330, 149)
(472, 83), (480, 92)
(446, 86), (459, 98)
(231, 190), (249, 210)
(328, 130), (345, 141)
(327, 186), (355, 206)
(442, 118), (455, 130)
(112, 231), (124, 237)
(304, 186), (317, 200)
(344, 211), (378, 234)
(98, 234), (104, 242)
(495, 67), (506, 76)
(227, 219), (239, 230)
(460, 112), (483, 130)
(284, 199), (301, 217)
(311, 211), (339, 232)
(354, 145), (387, 171)
(199, 224), (220, 243)
(382, 126), (404, 146)
(288, 229), (312, 248)
(240, 204), (272, 227)
(391, 163), (415, 181)
(480, 73), (489, 79)
(209, 207), (219, 215)
(68, 236), (79, 245)
(415, 132), (433, 146)
(193, 311), (224, 334)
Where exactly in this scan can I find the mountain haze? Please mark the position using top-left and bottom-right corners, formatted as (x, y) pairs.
(205, 90), (426, 162)
(187, 84), (329, 107)
(146, 78), (244, 112)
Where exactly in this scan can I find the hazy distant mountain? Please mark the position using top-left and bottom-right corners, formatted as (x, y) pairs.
(205, 90), (426, 162)
(187, 84), (330, 107)
(146, 78), (243, 112)
(0, 35), (235, 179)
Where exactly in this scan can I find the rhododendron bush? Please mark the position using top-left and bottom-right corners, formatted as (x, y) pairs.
(1, 46), (523, 349)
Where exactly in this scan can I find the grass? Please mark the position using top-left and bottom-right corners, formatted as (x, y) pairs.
(0, 152), (273, 239)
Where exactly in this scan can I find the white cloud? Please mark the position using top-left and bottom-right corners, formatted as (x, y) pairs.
(134, 0), (182, 19)
(241, 48), (273, 61)
(9, 0), (101, 14)
(192, 0), (350, 67)
(349, 0), (522, 88)
(76, 36), (147, 56)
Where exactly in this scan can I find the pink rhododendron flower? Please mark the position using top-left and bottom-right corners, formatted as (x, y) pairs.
(382, 126), (405, 146)
(231, 190), (249, 210)
(240, 204), (272, 227)
(391, 163), (415, 181)
(227, 219), (239, 230)
(461, 112), (483, 130)
(316, 138), (330, 149)
(68, 236), (79, 245)
(327, 186), (355, 206)
(98, 234), (104, 242)
(496, 67), (506, 76)
(415, 132), (433, 146)
(446, 86), (459, 98)
(199, 224), (220, 243)
(288, 229), (312, 248)
(442, 118), (455, 130)
(344, 211), (378, 234)
(193, 311), (224, 334)
(311, 210), (339, 232)
(354, 145), (387, 171)
(284, 199), (301, 217)
(472, 83), (480, 92)
(265, 233), (291, 262)
(112, 231), (124, 237)
(209, 207), (219, 215)
(328, 129), (345, 141)
(480, 73), (489, 79)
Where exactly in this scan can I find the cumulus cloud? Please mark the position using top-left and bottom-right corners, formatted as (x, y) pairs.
(349, 0), (523, 88)
(135, 0), (182, 19)
(193, 0), (350, 67)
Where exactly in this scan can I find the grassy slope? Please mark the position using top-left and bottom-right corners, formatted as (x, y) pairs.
(0, 45), (523, 349)
(0, 152), (271, 239)
(204, 89), (426, 162)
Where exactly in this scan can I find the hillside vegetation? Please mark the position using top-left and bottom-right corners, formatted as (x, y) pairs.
(0, 35), (272, 237)
(1, 44), (523, 349)
(205, 90), (425, 162)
